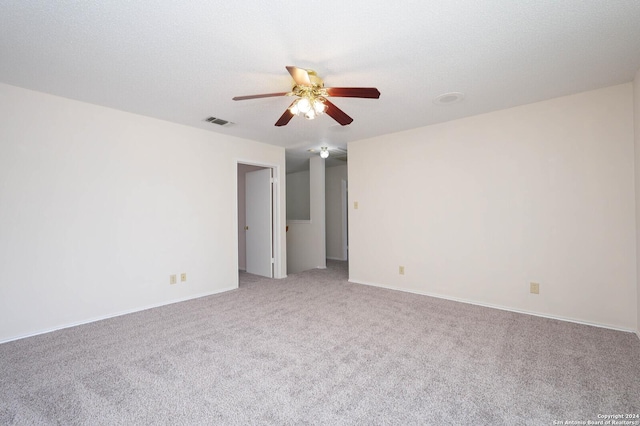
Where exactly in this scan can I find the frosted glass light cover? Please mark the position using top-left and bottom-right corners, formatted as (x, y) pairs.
(297, 98), (311, 113)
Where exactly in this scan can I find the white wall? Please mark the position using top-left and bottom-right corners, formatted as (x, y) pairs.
(635, 68), (640, 336)
(0, 83), (286, 342)
(326, 164), (348, 260)
(286, 156), (326, 274)
(286, 169), (310, 220)
(349, 83), (636, 330)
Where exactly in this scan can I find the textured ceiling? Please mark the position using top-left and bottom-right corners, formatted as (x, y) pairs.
(2, 1), (640, 172)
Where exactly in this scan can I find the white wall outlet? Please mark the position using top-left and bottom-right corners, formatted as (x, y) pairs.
(399, 266), (405, 275)
(170, 274), (177, 285)
(530, 282), (539, 294)
(354, 201), (359, 210)
(181, 273), (187, 282)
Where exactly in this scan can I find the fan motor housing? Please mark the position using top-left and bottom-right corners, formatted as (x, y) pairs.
(306, 70), (324, 87)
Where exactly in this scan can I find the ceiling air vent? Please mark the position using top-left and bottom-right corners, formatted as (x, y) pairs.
(205, 116), (232, 126)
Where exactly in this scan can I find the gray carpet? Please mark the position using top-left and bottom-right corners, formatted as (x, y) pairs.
(1, 260), (639, 425)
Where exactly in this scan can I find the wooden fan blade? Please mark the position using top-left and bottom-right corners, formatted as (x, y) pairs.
(233, 92), (289, 101)
(275, 101), (296, 126)
(286, 66), (312, 86)
(325, 87), (381, 99)
(324, 100), (353, 126)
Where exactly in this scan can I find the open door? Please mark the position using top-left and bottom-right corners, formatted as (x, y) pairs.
(245, 168), (273, 278)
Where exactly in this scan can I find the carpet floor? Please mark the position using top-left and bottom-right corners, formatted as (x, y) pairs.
(1, 260), (639, 425)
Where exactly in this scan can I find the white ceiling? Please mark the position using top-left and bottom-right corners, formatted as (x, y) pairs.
(2, 2), (640, 172)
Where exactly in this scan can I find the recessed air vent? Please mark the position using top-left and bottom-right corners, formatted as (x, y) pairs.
(205, 116), (232, 126)
(433, 92), (464, 106)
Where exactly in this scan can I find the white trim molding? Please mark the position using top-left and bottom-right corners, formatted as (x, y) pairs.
(0, 286), (237, 345)
(348, 278), (636, 334)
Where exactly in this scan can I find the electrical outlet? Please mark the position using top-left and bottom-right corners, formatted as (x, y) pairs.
(181, 273), (187, 282)
(170, 274), (177, 285)
(354, 201), (359, 210)
(399, 266), (405, 275)
(530, 282), (539, 294)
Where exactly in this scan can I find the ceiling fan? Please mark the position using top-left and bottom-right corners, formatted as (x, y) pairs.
(232, 66), (380, 127)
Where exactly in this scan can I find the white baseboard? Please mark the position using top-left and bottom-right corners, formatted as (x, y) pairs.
(348, 278), (635, 334)
(326, 256), (348, 261)
(0, 286), (238, 345)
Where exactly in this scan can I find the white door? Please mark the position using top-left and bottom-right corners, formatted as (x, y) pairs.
(245, 168), (273, 277)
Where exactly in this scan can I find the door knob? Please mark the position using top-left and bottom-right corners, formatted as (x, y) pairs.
(245, 226), (249, 230)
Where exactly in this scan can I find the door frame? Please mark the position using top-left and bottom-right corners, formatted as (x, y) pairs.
(236, 160), (285, 279)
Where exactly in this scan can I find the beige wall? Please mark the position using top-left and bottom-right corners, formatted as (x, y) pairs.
(349, 83), (636, 330)
(635, 68), (640, 336)
(286, 169), (311, 221)
(0, 83), (286, 342)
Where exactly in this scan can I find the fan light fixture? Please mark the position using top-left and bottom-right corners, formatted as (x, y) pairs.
(289, 90), (327, 120)
(233, 66), (380, 126)
(287, 69), (328, 120)
(320, 147), (329, 159)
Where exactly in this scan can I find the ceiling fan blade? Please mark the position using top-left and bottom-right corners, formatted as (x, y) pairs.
(324, 99), (353, 126)
(232, 92), (289, 101)
(286, 66), (312, 87)
(325, 87), (381, 99)
(275, 102), (296, 126)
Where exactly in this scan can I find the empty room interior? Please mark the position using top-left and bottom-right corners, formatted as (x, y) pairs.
(1, 2), (640, 424)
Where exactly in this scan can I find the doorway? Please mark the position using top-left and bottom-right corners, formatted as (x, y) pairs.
(237, 163), (276, 278)
(341, 178), (348, 261)
(325, 163), (348, 262)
